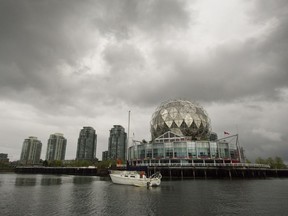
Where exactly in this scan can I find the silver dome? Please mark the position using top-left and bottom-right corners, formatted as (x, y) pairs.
(150, 99), (211, 140)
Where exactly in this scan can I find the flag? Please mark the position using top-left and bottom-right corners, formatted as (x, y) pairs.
(224, 131), (230, 135)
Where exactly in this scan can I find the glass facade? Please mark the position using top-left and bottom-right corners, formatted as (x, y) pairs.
(128, 132), (241, 165)
(127, 99), (243, 166)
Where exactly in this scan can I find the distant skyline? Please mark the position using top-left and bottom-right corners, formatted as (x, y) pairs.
(0, 0), (287, 162)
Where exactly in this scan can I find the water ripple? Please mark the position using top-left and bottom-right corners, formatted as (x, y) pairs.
(1, 174), (288, 216)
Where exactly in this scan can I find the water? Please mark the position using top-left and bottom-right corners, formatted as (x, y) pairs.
(1, 173), (288, 216)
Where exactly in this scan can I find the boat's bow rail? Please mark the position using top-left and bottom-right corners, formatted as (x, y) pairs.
(150, 172), (162, 180)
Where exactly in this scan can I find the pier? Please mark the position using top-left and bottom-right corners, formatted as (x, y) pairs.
(146, 163), (288, 179)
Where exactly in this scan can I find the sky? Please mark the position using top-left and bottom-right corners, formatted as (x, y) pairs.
(0, 0), (287, 162)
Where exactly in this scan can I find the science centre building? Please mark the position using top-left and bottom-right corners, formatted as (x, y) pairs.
(128, 99), (243, 166)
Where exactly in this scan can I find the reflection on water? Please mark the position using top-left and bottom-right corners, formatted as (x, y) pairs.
(15, 177), (37, 186)
(73, 176), (94, 184)
(41, 177), (62, 186)
(14, 175), (63, 186)
(1, 174), (288, 216)
(69, 176), (97, 215)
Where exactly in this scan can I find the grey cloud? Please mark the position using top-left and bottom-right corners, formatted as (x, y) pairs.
(103, 43), (145, 74)
(117, 1), (288, 105)
(242, 133), (288, 163)
(0, 0), (101, 114)
(93, 0), (191, 39)
(128, 25), (288, 104)
(0, 0), (192, 113)
(1, 0), (288, 161)
(249, 0), (288, 23)
(207, 99), (288, 162)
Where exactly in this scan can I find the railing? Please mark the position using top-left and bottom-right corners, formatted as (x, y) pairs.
(137, 163), (270, 169)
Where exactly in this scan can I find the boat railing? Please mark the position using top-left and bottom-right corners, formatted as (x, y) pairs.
(150, 172), (162, 179)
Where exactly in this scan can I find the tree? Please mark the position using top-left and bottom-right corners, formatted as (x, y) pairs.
(48, 160), (63, 167)
(266, 157), (275, 168)
(96, 160), (116, 169)
(245, 159), (251, 164)
(255, 157), (265, 164)
(255, 156), (287, 169)
(43, 160), (48, 167)
(274, 156), (286, 169)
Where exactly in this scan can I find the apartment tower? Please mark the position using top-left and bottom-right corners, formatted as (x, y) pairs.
(108, 125), (127, 161)
(20, 136), (42, 164)
(76, 127), (97, 160)
(46, 133), (67, 161)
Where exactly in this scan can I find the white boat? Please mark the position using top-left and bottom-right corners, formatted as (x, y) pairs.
(109, 170), (162, 187)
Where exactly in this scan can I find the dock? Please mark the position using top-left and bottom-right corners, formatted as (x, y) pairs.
(146, 164), (288, 179)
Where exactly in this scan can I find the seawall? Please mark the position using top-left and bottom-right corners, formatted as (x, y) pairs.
(15, 166), (109, 176)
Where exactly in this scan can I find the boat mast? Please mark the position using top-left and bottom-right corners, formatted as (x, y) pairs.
(127, 110), (131, 161)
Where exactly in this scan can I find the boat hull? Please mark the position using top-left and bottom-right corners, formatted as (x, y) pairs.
(109, 171), (161, 187)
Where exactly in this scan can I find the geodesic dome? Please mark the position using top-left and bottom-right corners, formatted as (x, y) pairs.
(150, 99), (211, 140)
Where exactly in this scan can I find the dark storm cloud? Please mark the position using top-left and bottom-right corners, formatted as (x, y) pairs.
(0, 0), (192, 112)
(0, 0), (93, 108)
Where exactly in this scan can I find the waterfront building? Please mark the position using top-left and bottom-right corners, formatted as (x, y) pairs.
(102, 151), (108, 161)
(128, 99), (243, 166)
(76, 127), (97, 160)
(46, 133), (67, 161)
(108, 125), (127, 161)
(20, 136), (42, 165)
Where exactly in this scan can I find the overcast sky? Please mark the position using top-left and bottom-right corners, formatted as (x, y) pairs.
(1, 0), (287, 162)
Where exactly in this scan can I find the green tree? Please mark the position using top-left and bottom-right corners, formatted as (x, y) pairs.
(96, 160), (116, 169)
(43, 160), (48, 167)
(255, 157), (265, 164)
(266, 157), (275, 168)
(48, 160), (63, 167)
(245, 159), (251, 164)
(274, 156), (286, 169)
(255, 156), (287, 169)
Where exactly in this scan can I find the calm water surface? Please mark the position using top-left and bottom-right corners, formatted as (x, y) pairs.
(0, 173), (288, 216)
